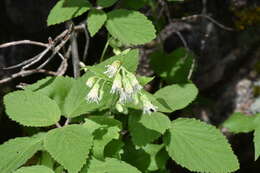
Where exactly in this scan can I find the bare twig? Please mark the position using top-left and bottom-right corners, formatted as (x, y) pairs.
(0, 40), (48, 48)
(82, 24), (90, 62)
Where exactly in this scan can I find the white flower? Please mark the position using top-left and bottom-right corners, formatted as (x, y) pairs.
(85, 82), (101, 103)
(104, 60), (121, 78)
(140, 94), (158, 115)
(126, 73), (142, 92)
(111, 73), (123, 94)
(119, 90), (129, 103)
(86, 76), (97, 88)
(122, 77), (134, 97)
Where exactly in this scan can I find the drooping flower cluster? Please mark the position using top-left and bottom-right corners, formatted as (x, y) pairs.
(85, 60), (157, 114)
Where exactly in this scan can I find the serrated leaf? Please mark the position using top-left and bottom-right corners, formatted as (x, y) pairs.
(143, 144), (169, 171)
(154, 83), (198, 112)
(223, 112), (256, 133)
(254, 126), (260, 160)
(150, 48), (195, 84)
(44, 125), (93, 173)
(4, 90), (61, 127)
(63, 73), (109, 118)
(87, 9), (107, 37)
(106, 9), (156, 45)
(25, 76), (75, 115)
(97, 0), (118, 8)
(164, 118), (239, 173)
(87, 157), (141, 173)
(47, 0), (91, 26)
(0, 133), (45, 173)
(129, 111), (167, 146)
(13, 165), (55, 173)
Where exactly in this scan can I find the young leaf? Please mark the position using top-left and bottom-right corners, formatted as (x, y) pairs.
(47, 0), (91, 26)
(154, 83), (198, 112)
(223, 112), (256, 133)
(164, 118), (239, 173)
(44, 125), (93, 173)
(128, 111), (168, 146)
(87, 157), (141, 173)
(150, 48), (195, 84)
(4, 90), (61, 127)
(254, 126), (260, 161)
(0, 134), (45, 173)
(87, 9), (107, 37)
(13, 165), (55, 173)
(106, 9), (156, 45)
(97, 0), (118, 8)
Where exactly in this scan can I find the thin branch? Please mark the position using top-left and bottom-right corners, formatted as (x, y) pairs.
(82, 24), (90, 62)
(0, 69), (56, 84)
(0, 40), (48, 48)
(181, 14), (234, 31)
(70, 25), (80, 78)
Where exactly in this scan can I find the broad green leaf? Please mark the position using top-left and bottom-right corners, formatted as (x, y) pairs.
(44, 125), (93, 173)
(154, 83), (198, 112)
(150, 48), (195, 84)
(254, 126), (260, 160)
(97, 0), (118, 8)
(164, 118), (239, 173)
(87, 157), (141, 173)
(63, 73), (109, 118)
(4, 90), (61, 127)
(14, 165), (55, 173)
(223, 112), (256, 133)
(86, 116), (122, 129)
(143, 144), (169, 171)
(25, 76), (75, 115)
(121, 141), (150, 172)
(47, 0), (91, 26)
(106, 9), (156, 45)
(0, 133), (45, 173)
(128, 111), (165, 146)
(87, 9), (107, 37)
(39, 151), (55, 169)
(93, 126), (120, 160)
(104, 139), (124, 158)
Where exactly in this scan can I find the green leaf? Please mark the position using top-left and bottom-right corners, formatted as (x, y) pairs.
(92, 126), (120, 160)
(254, 126), (260, 160)
(39, 151), (55, 169)
(87, 9), (107, 37)
(128, 111), (169, 146)
(95, 49), (139, 74)
(63, 73), (109, 118)
(47, 0), (91, 26)
(137, 76), (154, 86)
(25, 76), (75, 115)
(87, 157), (141, 173)
(44, 125), (93, 173)
(150, 48), (195, 84)
(0, 133), (45, 173)
(104, 139), (124, 158)
(143, 144), (169, 171)
(164, 118), (239, 173)
(106, 9), (156, 45)
(14, 165), (55, 173)
(154, 83), (198, 112)
(223, 112), (256, 133)
(4, 90), (61, 127)
(121, 141), (150, 172)
(97, 0), (118, 8)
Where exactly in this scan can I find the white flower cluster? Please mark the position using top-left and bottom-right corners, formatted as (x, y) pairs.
(85, 60), (157, 114)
